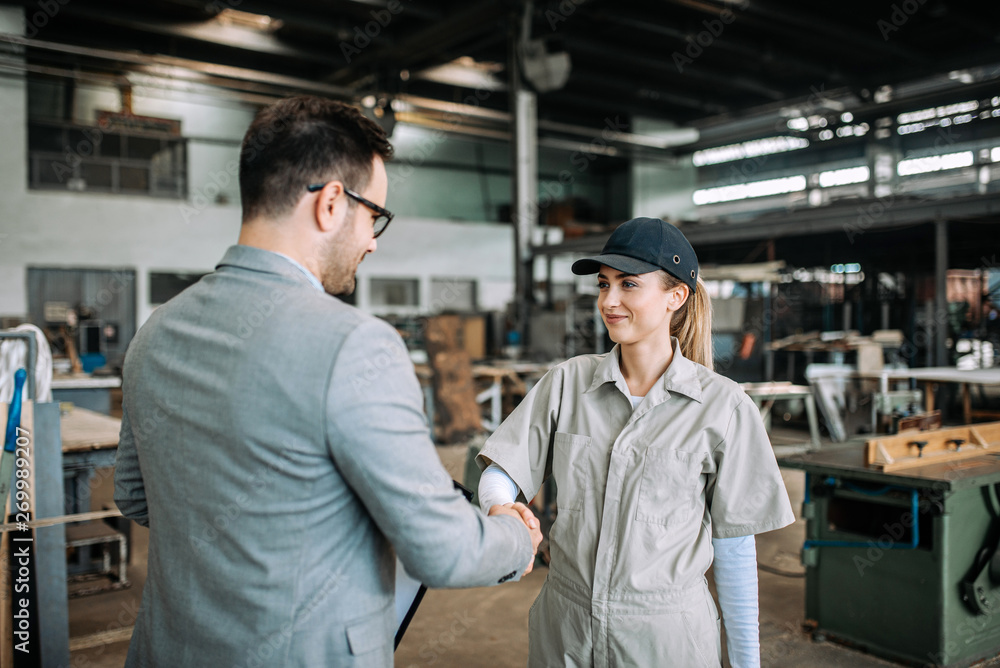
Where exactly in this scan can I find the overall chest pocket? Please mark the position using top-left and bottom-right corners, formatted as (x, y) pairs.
(552, 431), (592, 512)
(635, 448), (705, 526)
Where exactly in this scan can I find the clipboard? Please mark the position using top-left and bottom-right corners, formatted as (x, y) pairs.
(394, 480), (474, 649)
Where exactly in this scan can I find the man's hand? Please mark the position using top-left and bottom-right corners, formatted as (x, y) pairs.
(489, 502), (543, 576)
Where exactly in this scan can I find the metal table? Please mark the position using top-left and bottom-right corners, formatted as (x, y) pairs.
(60, 407), (125, 587)
(740, 381), (821, 452)
(782, 446), (1000, 667)
(60, 407), (120, 515)
(857, 367), (1000, 425)
(51, 374), (121, 416)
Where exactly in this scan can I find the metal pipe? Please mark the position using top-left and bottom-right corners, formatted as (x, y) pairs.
(935, 219), (949, 367)
(0, 32), (354, 98)
(397, 94), (698, 151)
(509, 12), (536, 345)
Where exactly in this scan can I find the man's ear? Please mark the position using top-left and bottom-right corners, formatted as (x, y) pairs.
(313, 181), (348, 232)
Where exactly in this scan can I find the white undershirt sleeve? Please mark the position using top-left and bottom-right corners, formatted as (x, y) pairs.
(478, 463), (520, 513)
(712, 534), (760, 668)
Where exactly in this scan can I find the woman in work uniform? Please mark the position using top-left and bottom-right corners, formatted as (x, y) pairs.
(477, 217), (795, 667)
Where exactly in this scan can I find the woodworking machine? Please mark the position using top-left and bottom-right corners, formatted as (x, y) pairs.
(782, 422), (1000, 667)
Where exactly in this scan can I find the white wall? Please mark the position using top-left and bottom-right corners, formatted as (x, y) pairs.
(0, 5), (516, 330)
(356, 218), (513, 314)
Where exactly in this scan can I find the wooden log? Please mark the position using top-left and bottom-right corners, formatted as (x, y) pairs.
(425, 316), (482, 444)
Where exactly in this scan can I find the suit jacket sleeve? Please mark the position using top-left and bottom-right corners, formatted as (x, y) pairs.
(114, 401), (150, 527)
(325, 318), (533, 588)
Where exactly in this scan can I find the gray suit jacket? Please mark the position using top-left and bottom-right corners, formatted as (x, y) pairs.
(115, 245), (531, 667)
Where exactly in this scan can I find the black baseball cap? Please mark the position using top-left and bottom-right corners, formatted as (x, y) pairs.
(571, 217), (699, 292)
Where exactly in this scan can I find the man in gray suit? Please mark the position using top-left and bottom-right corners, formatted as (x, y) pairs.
(115, 96), (541, 667)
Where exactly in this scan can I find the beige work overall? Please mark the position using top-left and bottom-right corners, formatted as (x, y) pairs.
(479, 340), (795, 668)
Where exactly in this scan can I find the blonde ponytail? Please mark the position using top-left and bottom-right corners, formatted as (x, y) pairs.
(661, 273), (713, 370)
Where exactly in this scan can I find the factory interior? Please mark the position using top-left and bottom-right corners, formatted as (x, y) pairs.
(2, 0), (1000, 665)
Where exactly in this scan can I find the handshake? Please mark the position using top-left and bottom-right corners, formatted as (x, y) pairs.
(488, 502), (544, 575)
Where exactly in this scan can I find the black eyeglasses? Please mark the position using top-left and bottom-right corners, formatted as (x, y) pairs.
(306, 183), (394, 238)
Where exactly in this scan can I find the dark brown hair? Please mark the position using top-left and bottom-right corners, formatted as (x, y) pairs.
(239, 96), (394, 222)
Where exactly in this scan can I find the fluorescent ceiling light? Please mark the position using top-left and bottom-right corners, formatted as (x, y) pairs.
(415, 57), (506, 91)
(819, 166), (870, 188)
(992, 147), (1000, 162)
(831, 263), (861, 274)
(786, 117), (809, 132)
(897, 100), (979, 125)
(693, 175), (807, 205)
(897, 151), (974, 176)
(692, 137), (809, 167)
(215, 9), (283, 31)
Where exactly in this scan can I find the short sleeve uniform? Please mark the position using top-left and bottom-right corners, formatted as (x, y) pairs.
(477, 339), (794, 667)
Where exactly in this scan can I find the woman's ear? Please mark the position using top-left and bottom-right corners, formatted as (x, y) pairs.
(666, 285), (690, 312)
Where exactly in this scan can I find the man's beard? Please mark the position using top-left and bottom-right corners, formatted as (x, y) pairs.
(326, 274), (356, 297)
(318, 235), (361, 296)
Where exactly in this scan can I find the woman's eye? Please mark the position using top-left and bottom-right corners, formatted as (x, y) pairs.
(623, 281), (637, 288)
(597, 282), (608, 289)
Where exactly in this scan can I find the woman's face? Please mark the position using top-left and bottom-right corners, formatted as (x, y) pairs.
(596, 266), (686, 347)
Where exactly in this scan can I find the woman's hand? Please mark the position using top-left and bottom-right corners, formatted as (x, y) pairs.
(489, 502), (543, 575)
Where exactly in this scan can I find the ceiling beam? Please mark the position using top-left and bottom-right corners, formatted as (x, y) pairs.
(582, 9), (835, 82)
(532, 193), (1000, 256)
(671, 0), (930, 64)
(568, 70), (728, 115)
(54, 4), (347, 66)
(564, 36), (786, 101)
(7, 33), (355, 97)
(326, 0), (510, 86)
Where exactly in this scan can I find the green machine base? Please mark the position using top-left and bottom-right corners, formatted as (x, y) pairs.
(783, 446), (1000, 667)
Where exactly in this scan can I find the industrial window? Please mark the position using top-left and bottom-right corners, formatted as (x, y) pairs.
(429, 278), (477, 312)
(27, 120), (187, 198)
(150, 271), (208, 306)
(370, 278), (420, 308)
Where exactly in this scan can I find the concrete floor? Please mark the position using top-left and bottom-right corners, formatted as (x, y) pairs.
(69, 430), (1000, 667)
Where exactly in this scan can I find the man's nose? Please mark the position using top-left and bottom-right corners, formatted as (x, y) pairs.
(367, 236), (378, 254)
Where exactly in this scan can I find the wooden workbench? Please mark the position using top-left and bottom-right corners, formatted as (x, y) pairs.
(60, 406), (121, 453)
